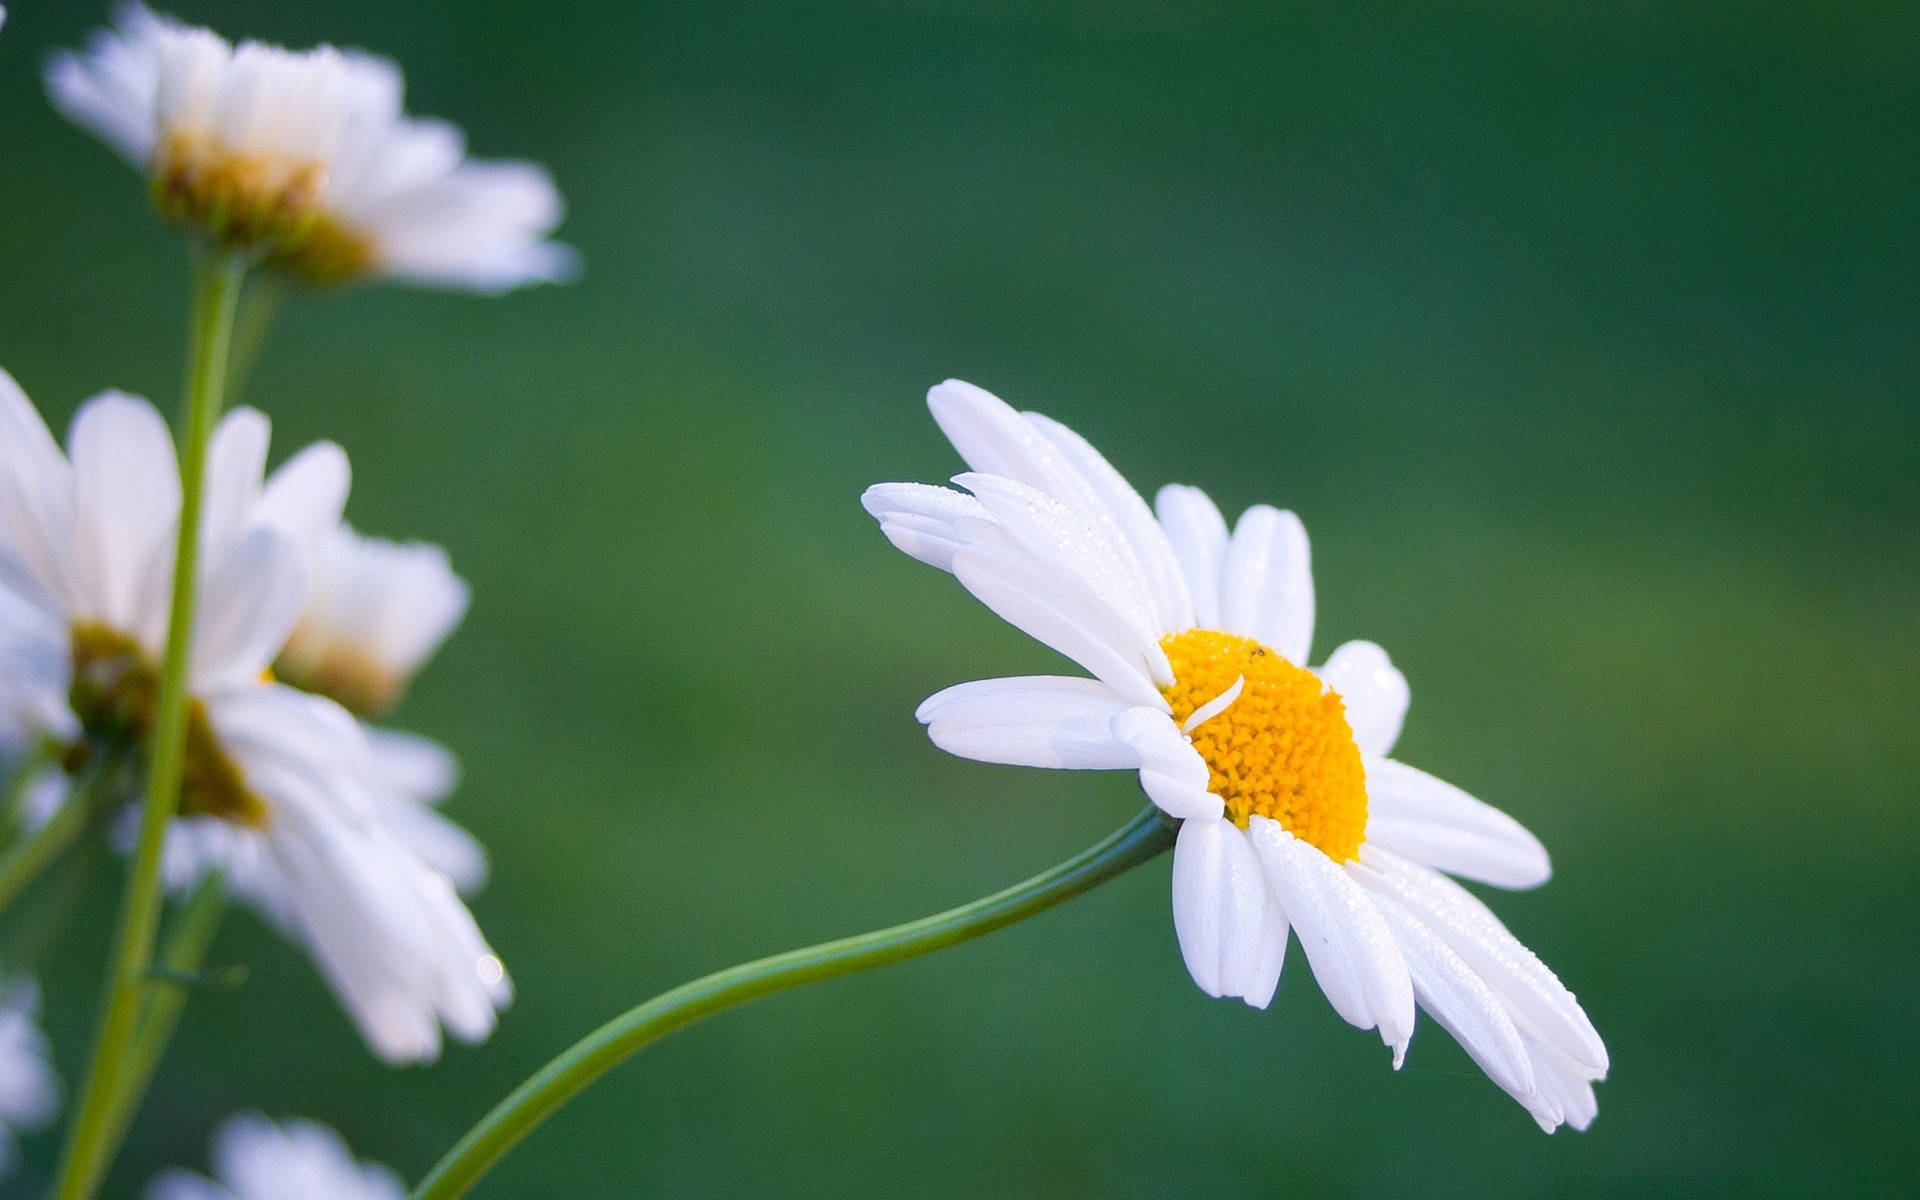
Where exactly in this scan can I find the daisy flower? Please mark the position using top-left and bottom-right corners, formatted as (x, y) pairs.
(0, 975), (60, 1178)
(863, 380), (1607, 1131)
(147, 1113), (403, 1200)
(46, 3), (577, 292)
(0, 370), (507, 1063)
(275, 526), (469, 717)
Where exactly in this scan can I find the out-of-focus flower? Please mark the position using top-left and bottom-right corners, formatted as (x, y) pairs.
(863, 380), (1607, 1131)
(146, 1113), (403, 1200)
(0, 976), (60, 1178)
(0, 371), (507, 1063)
(46, 4), (576, 292)
(276, 527), (468, 717)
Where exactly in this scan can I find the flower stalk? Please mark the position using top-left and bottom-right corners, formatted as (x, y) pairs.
(51, 249), (248, 1200)
(410, 806), (1176, 1200)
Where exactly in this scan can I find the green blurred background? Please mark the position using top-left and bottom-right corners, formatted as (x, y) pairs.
(3, 0), (1917, 1195)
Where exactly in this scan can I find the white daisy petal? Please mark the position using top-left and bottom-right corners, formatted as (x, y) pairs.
(915, 676), (1137, 770)
(0, 369), (76, 612)
(1364, 759), (1552, 890)
(1523, 1033), (1601, 1132)
(860, 482), (989, 573)
(956, 472), (1163, 653)
(1171, 817), (1285, 1007)
(67, 391), (180, 633)
(192, 527), (307, 690)
(1109, 707), (1223, 821)
(1358, 848), (1606, 1075)
(165, 1112), (406, 1200)
(927, 381), (1177, 630)
(1249, 818), (1414, 1059)
(1318, 639), (1408, 758)
(201, 407), (270, 564)
(1153, 484), (1229, 630)
(950, 543), (1165, 708)
(1023, 411), (1194, 632)
(253, 442), (350, 563)
(1365, 886), (1535, 1102)
(1219, 505), (1313, 665)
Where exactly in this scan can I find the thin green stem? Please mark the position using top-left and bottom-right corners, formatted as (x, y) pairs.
(98, 872), (228, 1164)
(0, 777), (88, 919)
(0, 747), (118, 919)
(410, 807), (1175, 1200)
(51, 250), (247, 1200)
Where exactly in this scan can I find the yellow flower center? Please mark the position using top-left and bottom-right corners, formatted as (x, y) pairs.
(150, 133), (379, 287)
(1158, 629), (1368, 861)
(70, 623), (271, 829)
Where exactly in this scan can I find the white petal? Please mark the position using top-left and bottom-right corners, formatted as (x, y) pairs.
(254, 441), (350, 563)
(1219, 505), (1313, 664)
(1109, 707), (1222, 821)
(1366, 886), (1535, 1103)
(956, 472), (1164, 659)
(950, 543), (1165, 708)
(201, 407), (270, 565)
(1154, 484), (1228, 630)
(1249, 817), (1414, 1059)
(67, 391), (180, 632)
(1364, 759), (1551, 890)
(927, 380), (1177, 630)
(0, 368), (76, 613)
(1171, 817), (1286, 1007)
(1523, 1033), (1601, 1132)
(861, 482), (989, 572)
(1023, 411), (1193, 632)
(915, 676), (1137, 769)
(1318, 640), (1408, 758)
(192, 528), (307, 691)
(1357, 848), (1606, 1075)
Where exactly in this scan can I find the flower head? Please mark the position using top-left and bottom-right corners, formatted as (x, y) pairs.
(864, 380), (1607, 1131)
(47, 4), (577, 292)
(147, 1113), (402, 1200)
(0, 369), (507, 1063)
(0, 976), (60, 1178)
(275, 526), (468, 717)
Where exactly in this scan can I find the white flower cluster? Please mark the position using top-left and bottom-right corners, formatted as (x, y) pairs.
(0, 373), (504, 1066)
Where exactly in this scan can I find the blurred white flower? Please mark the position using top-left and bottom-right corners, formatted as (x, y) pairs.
(276, 526), (469, 717)
(47, 3), (577, 292)
(0, 976), (60, 1179)
(0, 371), (507, 1063)
(146, 1113), (403, 1200)
(864, 380), (1608, 1131)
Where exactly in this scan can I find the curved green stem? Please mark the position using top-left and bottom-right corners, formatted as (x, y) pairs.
(411, 807), (1175, 1200)
(52, 249), (247, 1200)
(0, 770), (87, 918)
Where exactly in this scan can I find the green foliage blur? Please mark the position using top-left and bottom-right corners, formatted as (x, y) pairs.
(2, 1), (1915, 1195)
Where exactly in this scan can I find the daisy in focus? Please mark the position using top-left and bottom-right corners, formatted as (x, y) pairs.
(147, 1113), (403, 1200)
(46, 3), (576, 292)
(863, 380), (1607, 1131)
(0, 371), (507, 1063)
(0, 975), (60, 1178)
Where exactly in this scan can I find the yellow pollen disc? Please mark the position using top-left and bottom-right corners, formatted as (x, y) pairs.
(1159, 629), (1368, 861)
(149, 134), (379, 287)
(70, 623), (272, 830)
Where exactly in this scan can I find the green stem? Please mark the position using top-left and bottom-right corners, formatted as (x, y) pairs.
(411, 806), (1175, 1200)
(0, 747), (119, 920)
(51, 250), (247, 1200)
(98, 872), (228, 1164)
(0, 767), (87, 918)
(225, 275), (283, 408)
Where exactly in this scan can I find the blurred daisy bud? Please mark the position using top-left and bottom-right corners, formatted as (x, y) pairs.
(47, 4), (577, 292)
(146, 1113), (404, 1200)
(275, 526), (469, 718)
